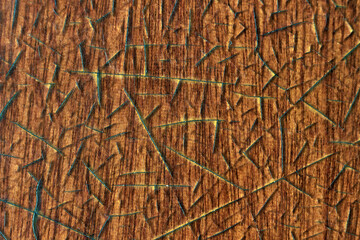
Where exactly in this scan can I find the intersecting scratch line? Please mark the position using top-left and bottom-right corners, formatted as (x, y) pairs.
(124, 88), (173, 177)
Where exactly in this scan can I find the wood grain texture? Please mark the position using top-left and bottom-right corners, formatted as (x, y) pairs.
(1, 0), (360, 239)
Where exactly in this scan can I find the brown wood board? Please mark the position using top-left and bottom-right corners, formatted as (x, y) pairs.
(1, 0), (360, 239)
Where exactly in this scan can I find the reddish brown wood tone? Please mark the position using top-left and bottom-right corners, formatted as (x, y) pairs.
(1, 0), (360, 239)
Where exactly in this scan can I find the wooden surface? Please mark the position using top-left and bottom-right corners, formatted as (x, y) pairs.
(1, 0), (360, 239)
